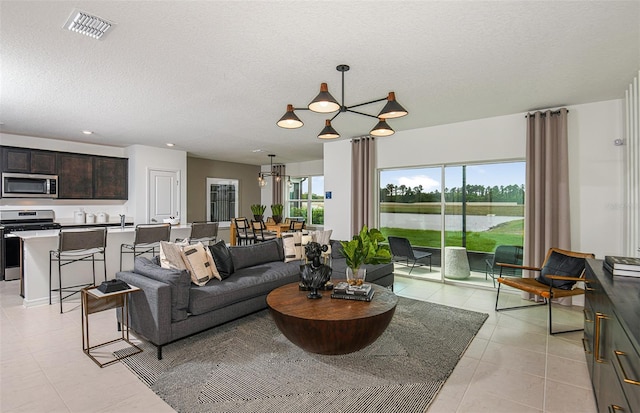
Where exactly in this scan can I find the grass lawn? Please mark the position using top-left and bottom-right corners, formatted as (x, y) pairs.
(381, 219), (524, 253)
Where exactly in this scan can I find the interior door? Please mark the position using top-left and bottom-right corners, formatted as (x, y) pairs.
(148, 169), (180, 224)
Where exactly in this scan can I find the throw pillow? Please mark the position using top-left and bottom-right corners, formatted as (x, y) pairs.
(229, 239), (283, 270)
(330, 239), (345, 259)
(181, 242), (221, 286)
(159, 240), (188, 270)
(311, 229), (333, 257)
(209, 241), (234, 279)
(535, 251), (586, 290)
(282, 232), (302, 263)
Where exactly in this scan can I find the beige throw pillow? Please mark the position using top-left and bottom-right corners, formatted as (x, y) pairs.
(282, 232), (302, 263)
(180, 242), (221, 286)
(160, 240), (189, 270)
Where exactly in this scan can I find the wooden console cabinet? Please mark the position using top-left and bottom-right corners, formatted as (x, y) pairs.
(584, 259), (640, 412)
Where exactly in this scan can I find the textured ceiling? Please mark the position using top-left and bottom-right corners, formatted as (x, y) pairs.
(1, 1), (638, 166)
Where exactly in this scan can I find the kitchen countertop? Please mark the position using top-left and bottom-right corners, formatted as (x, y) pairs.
(13, 224), (191, 239)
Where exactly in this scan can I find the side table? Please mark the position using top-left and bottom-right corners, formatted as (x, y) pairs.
(444, 246), (471, 279)
(81, 285), (142, 367)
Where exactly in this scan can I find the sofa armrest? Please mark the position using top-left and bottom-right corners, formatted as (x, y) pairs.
(116, 271), (172, 346)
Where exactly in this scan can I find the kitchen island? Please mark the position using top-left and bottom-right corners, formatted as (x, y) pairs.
(15, 225), (191, 307)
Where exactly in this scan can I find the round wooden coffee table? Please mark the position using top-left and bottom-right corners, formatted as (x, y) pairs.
(267, 282), (398, 355)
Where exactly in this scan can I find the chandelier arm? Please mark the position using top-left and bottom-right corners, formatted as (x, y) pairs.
(345, 109), (379, 119)
(346, 97), (388, 109)
(330, 112), (342, 121)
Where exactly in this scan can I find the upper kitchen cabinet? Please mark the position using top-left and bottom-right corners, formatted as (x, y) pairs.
(57, 153), (93, 198)
(94, 156), (128, 199)
(2, 147), (57, 174)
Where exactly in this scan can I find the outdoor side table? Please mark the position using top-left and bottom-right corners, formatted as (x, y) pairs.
(81, 285), (142, 367)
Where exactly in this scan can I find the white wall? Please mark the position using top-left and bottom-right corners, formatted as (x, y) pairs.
(323, 99), (625, 258)
(0, 134), (187, 225)
(323, 140), (352, 240)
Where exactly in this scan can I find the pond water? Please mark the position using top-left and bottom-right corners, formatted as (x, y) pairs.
(380, 213), (522, 232)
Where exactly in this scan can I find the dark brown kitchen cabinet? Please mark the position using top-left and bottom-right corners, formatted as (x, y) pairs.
(94, 156), (128, 199)
(2, 147), (57, 174)
(57, 153), (93, 198)
(585, 259), (640, 413)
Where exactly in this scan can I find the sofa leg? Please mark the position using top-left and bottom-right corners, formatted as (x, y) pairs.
(157, 345), (163, 360)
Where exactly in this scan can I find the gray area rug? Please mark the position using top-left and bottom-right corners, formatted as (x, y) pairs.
(119, 297), (488, 413)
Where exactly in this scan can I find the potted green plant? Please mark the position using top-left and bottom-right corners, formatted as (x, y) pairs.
(340, 226), (392, 285)
(271, 204), (284, 224)
(250, 204), (266, 221)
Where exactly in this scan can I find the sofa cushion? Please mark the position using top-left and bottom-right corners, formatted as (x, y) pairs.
(209, 241), (234, 279)
(159, 240), (188, 270)
(181, 242), (221, 286)
(229, 239), (283, 271)
(134, 256), (190, 322)
(188, 261), (301, 315)
(330, 258), (394, 285)
(330, 239), (345, 259)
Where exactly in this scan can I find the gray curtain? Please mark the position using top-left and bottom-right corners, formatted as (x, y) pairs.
(524, 108), (571, 299)
(271, 164), (285, 205)
(351, 137), (375, 236)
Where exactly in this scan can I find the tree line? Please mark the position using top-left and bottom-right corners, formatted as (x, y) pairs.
(380, 184), (525, 204)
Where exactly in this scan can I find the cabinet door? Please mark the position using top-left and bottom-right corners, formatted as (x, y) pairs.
(2, 147), (31, 172)
(30, 150), (57, 174)
(93, 157), (128, 199)
(58, 153), (93, 198)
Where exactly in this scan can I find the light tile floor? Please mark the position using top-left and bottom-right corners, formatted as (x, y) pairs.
(0, 274), (596, 413)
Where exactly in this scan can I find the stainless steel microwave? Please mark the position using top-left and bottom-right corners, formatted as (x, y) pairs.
(1, 173), (58, 198)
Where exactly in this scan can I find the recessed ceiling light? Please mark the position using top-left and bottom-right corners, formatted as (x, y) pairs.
(166, 143), (175, 147)
(82, 130), (93, 135)
(252, 149), (264, 153)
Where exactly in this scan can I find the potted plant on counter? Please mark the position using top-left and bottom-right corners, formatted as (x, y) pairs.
(340, 225), (392, 286)
(271, 204), (284, 224)
(250, 204), (266, 222)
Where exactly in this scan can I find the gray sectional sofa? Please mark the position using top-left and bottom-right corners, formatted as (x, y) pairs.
(116, 238), (394, 359)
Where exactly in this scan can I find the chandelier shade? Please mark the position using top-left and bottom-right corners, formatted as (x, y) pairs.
(378, 92), (408, 119)
(370, 118), (395, 137)
(277, 104), (304, 129)
(277, 64), (408, 140)
(308, 83), (340, 113)
(318, 119), (340, 140)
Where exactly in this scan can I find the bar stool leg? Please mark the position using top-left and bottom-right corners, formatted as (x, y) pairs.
(58, 259), (63, 314)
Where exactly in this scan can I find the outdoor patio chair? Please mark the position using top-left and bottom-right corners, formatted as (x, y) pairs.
(485, 245), (523, 287)
(388, 236), (432, 274)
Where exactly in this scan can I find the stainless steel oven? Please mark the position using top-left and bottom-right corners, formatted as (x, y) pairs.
(1, 173), (58, 198)
(0, 210), (61, 281)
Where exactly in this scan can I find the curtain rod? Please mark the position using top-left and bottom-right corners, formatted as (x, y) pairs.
(525, 109), (569, 118)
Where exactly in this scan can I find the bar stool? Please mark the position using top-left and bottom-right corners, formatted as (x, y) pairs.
(177, 222), (219, 245)
(49, 228), (107, 313)
(120, 223), (171, 270)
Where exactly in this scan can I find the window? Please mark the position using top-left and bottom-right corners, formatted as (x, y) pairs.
(206, 178), (238, 227)
(288, 175), (324, 226)
(379, 161), (525, 253)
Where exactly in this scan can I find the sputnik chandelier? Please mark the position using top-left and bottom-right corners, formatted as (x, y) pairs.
(277, 64), (408, 139)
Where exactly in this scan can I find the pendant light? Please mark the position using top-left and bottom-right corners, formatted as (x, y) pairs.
(308, 83), (340, 113)
(277, 104), (303, 129)
(317, 120), (340, 140)
(370, 118), (395, 137)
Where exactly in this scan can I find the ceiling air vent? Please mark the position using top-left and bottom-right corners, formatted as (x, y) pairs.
(64, 9), (114, 40)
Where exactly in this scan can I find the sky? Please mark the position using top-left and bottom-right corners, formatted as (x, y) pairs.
(380, 162), (525, 193)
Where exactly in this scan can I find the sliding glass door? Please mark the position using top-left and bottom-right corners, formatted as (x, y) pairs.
(379, 161), (525, 286)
